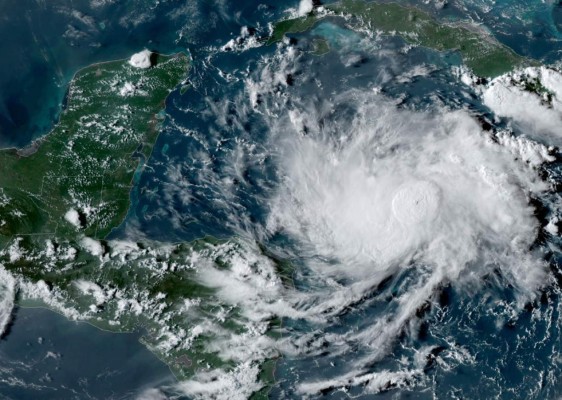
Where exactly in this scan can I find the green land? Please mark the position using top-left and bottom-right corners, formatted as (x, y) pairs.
(0, 52), (278, 395)
(268, 0), (528, 77)
(0, 53), (188, 243)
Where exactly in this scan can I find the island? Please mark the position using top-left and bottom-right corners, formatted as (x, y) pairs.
(268, 0), (530, 78)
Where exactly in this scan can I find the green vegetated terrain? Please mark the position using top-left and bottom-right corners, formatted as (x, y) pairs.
(269, 0), (528, 77)
(14, 236), (281, 387)
(0, 52), (280, 394)
(0, 53), (187, 244)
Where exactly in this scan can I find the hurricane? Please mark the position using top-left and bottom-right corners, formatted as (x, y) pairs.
(155, 38), (560, 398)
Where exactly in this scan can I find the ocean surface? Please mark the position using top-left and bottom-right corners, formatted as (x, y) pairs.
(0, 307), (175, 399)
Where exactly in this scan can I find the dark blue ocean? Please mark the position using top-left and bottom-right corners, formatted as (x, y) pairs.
(2, 0), (562, 399)
(0, 307), (175, 399)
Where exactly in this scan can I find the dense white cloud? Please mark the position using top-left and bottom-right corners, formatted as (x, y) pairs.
(483, 67), (562, 144)
(268, 93), (546, 289)
(74, 280), (106, 305)
(80, 237), (104, 257)
(0, 266), (15, 337)
(64, 208), (82, 228)
(177, 361), (263, 400)
(297, 0), (313, 16)
(129, 50), (153, 69)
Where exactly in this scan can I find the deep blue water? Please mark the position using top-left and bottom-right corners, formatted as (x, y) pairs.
(0, 307), (174, 399)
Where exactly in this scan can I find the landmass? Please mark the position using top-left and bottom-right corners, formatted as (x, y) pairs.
(0, 52), (187, 243)
(268, 0), (529, 77)
(0, 50), (279, 397)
